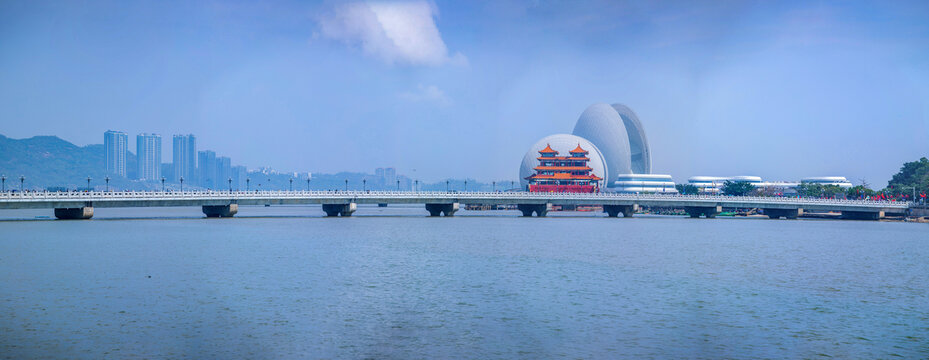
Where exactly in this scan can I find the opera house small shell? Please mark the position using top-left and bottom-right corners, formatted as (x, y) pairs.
(572, 103), (652, 186)
(519, 134), (608, 189)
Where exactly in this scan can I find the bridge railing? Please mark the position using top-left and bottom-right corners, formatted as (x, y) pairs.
(0, 190), (911, 207)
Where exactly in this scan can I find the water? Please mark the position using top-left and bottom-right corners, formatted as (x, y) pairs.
(1, 206), (927, 359)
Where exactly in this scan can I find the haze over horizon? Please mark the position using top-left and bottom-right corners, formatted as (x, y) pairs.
(1, 0), (927, 186)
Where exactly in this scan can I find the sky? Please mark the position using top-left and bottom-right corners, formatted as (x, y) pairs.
(1, 0), (928, 186)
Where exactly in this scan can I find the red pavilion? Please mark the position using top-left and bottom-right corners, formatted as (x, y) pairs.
(525, 144), (602, 193)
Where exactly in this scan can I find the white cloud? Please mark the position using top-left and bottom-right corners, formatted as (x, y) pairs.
(317, 1), (466, 66)
(398, 84), (451, 105)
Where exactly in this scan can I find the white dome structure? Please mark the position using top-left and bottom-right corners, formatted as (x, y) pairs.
(518, 134), (608, 189)
(572, 103), (652, 186)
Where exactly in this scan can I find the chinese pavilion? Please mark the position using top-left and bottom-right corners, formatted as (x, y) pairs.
(525, 144), (602, 193)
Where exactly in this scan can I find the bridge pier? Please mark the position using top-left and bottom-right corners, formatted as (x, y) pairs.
(425, 203), (459, 217)
(841, 210), (883, 220)
(685, 206), (721, 219)
(603, 204), (636, 218)
(764, 208), (803, 219)
(202, 204), (238, 218)
(322, 203), (356, 217)
(518, 203), (551, 217)
(54, 207), (94, 220)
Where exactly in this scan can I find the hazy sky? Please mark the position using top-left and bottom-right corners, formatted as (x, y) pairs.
(1, 0), (927, 186)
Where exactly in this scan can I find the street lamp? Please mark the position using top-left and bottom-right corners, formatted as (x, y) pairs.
(246, 178), (250, 192)
(396, 179), (400, 191)
(87, 176), (92, 191)
(493, 181), (496, 192)
(464, 180), (468, 192)
(306, 177), (311, 191)
(20, 175), (25, 192)
(1, 175), (5, 192)
(228, 178), (232, 192)
(511, 180), (515, 191)
(105, 176), (110, 192)
(344, 179), (348, 191)
(363, 179), (366, 192)
(161, 177), (166, 192)
(289, 178), (293, 192)
(414, 180), (418, 192)
(180, 177), (184, 192)
(446, 180), (449, 192)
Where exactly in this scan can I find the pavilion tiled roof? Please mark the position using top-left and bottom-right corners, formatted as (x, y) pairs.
(538, 144), (558, 154)
(570, 144), (589, 154)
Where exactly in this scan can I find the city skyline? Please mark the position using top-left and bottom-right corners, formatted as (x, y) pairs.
(1, 1), (927, 186)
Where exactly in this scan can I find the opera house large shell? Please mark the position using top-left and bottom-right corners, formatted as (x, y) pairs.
(572, 103), (651, 185)
(519, 134), (608, 189)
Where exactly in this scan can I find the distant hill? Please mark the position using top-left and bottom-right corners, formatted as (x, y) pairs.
(0, 134), (138, 190)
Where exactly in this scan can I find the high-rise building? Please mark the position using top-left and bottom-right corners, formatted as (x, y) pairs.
(172, 134), (196, 182)
(104, 130), (128, 177)
(385, 167), (397, 186)
(217, 156), (232, 189)
(136, 133), (162, 181)
(232, 166), (248, 191)
(197, 150), (216, 189)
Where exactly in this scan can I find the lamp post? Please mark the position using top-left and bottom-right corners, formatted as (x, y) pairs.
(493, 181), (496, 192)
(511, 180), (515, 191)
(414, 180), (418, 192)
(396, 179), (400, 191)
(306, 177), (311, 191)
(228, 178), (232, 192)
(464, 180), (468, 192)
(1, 175), (5, 192)
(180, 177), (184, 192)
(161, 177), (166, 192)
(344, 179), (348, 191)
(105, 176), (110, 192)
(20, 175), (25, 192)
(246, 178), (250, 192)
(86, 176), (92, 191)
(446, 180), (449, 192)
(363, 179), (366, 192)
(289, 178), (293, 192)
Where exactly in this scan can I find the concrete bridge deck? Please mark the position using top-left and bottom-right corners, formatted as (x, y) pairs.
(0, 190), (911, 220)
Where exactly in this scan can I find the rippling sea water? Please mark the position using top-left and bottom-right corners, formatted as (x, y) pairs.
(0, 205), (927, 359)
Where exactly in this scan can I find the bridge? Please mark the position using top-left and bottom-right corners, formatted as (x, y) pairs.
(0, 190), (912, 220)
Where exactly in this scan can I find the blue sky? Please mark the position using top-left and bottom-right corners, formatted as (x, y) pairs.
(1, 0), (927, 186)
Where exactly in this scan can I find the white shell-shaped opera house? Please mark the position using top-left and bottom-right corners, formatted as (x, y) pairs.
(572, 103), (652, 185)
(519, 103), (654, 190)
(518, 134), (609, 189)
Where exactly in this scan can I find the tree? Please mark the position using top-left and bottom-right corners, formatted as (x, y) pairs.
(797, 183), (824, 197)
(721, 180), (755, 196)
(885, 157), (929, 197)
(846, 185), (875, 199)
(675, 184), (699, 195)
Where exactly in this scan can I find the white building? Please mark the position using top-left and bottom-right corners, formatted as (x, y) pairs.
(612, 174), (677, 194)
(688, 176), (763, 194)
(801, 176), (853, 188)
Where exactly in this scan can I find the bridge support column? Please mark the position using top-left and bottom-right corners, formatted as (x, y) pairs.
(54, 207), (94, 220)
(685, 206), (721, 219)
(764, 208), (803, 219)
(517, 203), (551, 217)
(841, 210), (883, 220)
(425, 203), (459, 217)
(603, 204), (636, 218)
(202, 204), (238, 218)
(322, 203), (356, 217)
